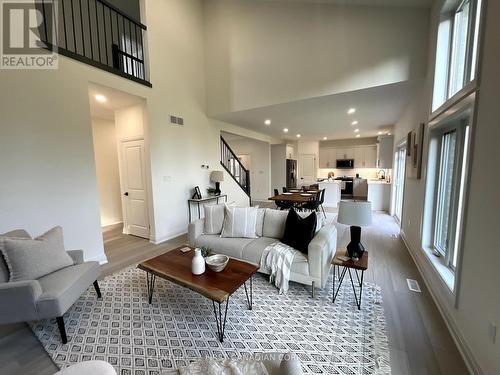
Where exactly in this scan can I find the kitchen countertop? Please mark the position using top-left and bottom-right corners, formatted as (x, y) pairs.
(367, 179), (392, 185)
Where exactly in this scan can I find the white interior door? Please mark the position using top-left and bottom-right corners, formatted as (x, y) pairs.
(120, 139), (150, 238)
(299, 154), (316, 186)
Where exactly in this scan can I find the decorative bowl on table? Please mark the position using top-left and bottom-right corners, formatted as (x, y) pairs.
(205, 254), (229, 272)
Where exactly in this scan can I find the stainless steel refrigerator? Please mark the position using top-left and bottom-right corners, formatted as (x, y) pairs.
(286, 159), (297, 188)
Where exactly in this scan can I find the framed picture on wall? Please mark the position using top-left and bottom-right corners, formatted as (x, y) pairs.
(416, 123), (425, 179)
(192, 186), (202, 199)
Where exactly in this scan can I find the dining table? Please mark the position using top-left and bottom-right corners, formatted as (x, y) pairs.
(268, 190), (319, 206)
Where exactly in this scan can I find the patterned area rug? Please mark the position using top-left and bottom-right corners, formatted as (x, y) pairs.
(30, 267), (390, 375)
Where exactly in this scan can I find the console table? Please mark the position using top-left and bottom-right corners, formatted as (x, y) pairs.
(188, 194), (227, 222)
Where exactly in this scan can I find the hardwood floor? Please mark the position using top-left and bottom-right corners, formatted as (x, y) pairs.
(0, 215), (469, 374)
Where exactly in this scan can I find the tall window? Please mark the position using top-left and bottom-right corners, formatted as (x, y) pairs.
(427, 113), (471, 271)
(432, 0), (482, 111)
(393, 146), (406, 224)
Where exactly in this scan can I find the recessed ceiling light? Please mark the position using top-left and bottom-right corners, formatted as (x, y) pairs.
(347, 108), (356, 115)
(264, 119), (271, 125)
(283, 128), (288, 133)
(388, 132), (392, 135)
(356, 134), (361, 138)
(351, 120), (358, 126)
(296, 134), (301, 138)
(377, 131), (382, 135)
(354, 128), (359, 133)
(95, 94), (107, 103)
(323, 137), (327, 140)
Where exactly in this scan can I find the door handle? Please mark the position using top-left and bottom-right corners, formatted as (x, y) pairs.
(124, 192), (129, 196)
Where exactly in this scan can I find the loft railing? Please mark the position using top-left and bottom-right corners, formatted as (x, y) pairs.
(37, 0), (150, 86)
(220, 136), (251, 198)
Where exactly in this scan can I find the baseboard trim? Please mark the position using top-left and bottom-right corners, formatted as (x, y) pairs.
(400, 231), (483, 375)
(150, 230), (187, 245)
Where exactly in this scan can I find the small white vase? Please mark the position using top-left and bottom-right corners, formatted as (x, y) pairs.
(191, 249), (205, 275)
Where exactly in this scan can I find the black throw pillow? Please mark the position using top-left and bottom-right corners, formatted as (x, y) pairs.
(281, 208), (317, 254)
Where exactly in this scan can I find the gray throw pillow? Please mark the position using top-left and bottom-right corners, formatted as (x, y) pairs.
(0, 229), (32, 283)
(1, 226), (74, 282)
(203, 204), (225, 235)
(221, 206), (258, 239)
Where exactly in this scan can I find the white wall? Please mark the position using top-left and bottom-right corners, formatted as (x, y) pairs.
(394, 0), (500, 373)
(91, 118), (123, 227)
(223, 136), (271, 201)
(0, 0), (254, 261)
(204, 0), (430, 114)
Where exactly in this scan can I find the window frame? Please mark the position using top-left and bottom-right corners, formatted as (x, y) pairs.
(431, 0), (483, 115)
(430, 120), (468, 271)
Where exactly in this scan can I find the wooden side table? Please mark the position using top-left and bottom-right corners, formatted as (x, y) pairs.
(332, 249), (369, 310)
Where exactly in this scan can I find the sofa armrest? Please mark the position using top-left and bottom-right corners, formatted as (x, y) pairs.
(67, 250), (84, 265)
(307, 224), (337, 288)
(188, 219), (204, 247)
(0, 280), (42, 323)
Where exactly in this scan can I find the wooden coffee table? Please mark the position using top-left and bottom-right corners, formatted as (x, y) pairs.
(137, 246), (258, 342)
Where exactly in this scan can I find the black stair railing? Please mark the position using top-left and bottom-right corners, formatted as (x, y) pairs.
(220, 136), (251, 197)
(37, 0), (150, 86)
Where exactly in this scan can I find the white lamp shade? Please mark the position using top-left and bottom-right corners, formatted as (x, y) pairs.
(337, 201), (372, 227)
(210, 170), (224, 182)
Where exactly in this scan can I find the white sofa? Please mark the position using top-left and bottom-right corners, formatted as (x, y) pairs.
(188, 208), (337, 293)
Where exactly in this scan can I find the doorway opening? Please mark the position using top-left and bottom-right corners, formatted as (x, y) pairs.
(88, 83), (151, 249)
(393, 144), (407, 225)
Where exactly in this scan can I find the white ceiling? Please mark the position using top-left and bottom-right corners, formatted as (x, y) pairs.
(88, 83), (145, 121)
(213, 81), (420, 141)
(263, 0), (434, 8)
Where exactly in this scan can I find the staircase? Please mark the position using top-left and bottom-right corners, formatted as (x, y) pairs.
(220, 136), (251, 198)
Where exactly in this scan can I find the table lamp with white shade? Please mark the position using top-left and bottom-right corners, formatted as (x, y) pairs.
(337, 201), (372, 259)
(210, 170), (224, 196)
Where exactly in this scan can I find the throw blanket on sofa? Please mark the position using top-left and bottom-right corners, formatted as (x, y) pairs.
(260, 242), (300, 294)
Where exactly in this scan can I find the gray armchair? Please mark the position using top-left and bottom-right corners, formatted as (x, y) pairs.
(0, 229), (101, 344)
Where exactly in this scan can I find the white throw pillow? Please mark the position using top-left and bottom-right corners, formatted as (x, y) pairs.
(1, 226), (74, 282)
(203, 204), (225, 235)
(221, 206), (258, 239)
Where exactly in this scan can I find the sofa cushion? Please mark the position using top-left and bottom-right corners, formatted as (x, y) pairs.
(37, 261), (100, 318)
(0, 229), (32, 283)
(221, 206), (258, 239)
(1, 227), (74, 282)
(195, 235), (254, 259)
(242, 237), (278, 265)
(255, 208), (266, 237)
(262, 209), (288, 239)
(281, 209), (317, 254)
(203, 204), (225, 235)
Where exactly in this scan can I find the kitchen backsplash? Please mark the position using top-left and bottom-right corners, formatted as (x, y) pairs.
(318, 168), (392, 180)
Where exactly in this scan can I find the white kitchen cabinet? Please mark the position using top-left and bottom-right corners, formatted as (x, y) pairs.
(353, 145), (377, 168)
(377, 136), (394, 168)
(336, 148), (354, 160)
(364, 145), (378, 168)
(368, 182), (391, 211)
(319, 148), (336, 168)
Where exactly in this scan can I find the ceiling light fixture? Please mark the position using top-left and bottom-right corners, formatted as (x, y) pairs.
(296, 134), (301, 138)
(351, 120), (358, 126)
(283, 128), (288, 133)
(264, 119), (271, 125)
(94, 94), (107, 103)
(323, 137), (327, 140)
(356, 134), (361, 138)
(347, 108), (356, 115)
(354, 128), (359, 133)
(377, 131), (382, 135)
(388, 132), (392, 135)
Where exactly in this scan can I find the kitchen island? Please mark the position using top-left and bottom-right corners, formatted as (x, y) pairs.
(367, 180), (392, 211)
(318, 181), (342, 208)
